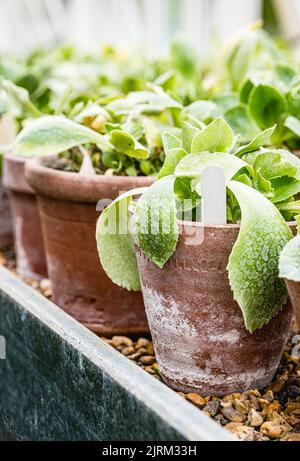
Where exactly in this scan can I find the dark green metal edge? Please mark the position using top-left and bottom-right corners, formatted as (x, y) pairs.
(0, 266), (233, 441)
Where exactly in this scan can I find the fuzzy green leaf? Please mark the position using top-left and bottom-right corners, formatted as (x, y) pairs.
(157, 148), (187, 179)
(249, 84), (287, 129)
(182, 100), (217, 123)
(191, 118), (234, 154)
(170, 36), (198, 80)
(13, 116), (103, 157)
(227, 33), (258, 90)
(253, 149), (300, 180)
(175, 151), (252, 183)
(96, 187), (149, 291)
(271, 177), (300, 203)
(135, 177), (178, 268)
(75, 104), (111, 124)
(162, 131), (182, 151)
(240, 78), (255, 104)
(0, 78), (41, 117)
(284, 115), (300, 138)
(279, 235), (300, 282)
(274, 64), (296, 89)
(182, 121), (200, 153)
(158, 132), (187, 179)
(107, 90), (182, 116)
(109, 130), (149, 159)
(227, 180), (292, 332)
(224, 105), (260, 143)
(234, 126), (276, 157)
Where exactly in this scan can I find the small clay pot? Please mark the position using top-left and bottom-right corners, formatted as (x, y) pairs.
(26, 156), (153, 336)
(0, 179), (13, 250)
(3, 154), (48, 280)
(284, 280), (300, 328)
(136, 222), (294, 396)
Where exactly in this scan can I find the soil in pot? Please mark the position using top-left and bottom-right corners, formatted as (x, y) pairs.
(3, 154), (48, 280)
(0, 179), (13, 250)
(26, 156), (153, 336)
(136, 222), (295, 396)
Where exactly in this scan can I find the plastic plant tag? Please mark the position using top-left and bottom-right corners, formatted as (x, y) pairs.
(201, 166), (227, 225)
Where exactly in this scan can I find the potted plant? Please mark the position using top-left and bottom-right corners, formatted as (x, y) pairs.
(0, 95), (15, 249)
(189, 26), (300, 154)
(1, 79), (52, 279)
(97, 117), (300, 395)
(279, 216), (300, 328)
(0, 45), (134, 277)
(15, 87), (182, 335)
(0, 38), (197, 279)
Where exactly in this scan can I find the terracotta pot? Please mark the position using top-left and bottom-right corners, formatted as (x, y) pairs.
(136, 222), (294, 396)
(3, 154), (48, 280)
(0, 114), (16, 250)
(284, 280), (300, 328)
(26, 157), (153, 336)
(0, 178), (13, 250)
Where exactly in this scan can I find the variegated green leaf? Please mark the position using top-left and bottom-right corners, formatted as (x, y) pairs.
(191, 118), (234, 153)
(227, 180), (292, 332)
(13, 116), (104, 157)
(96, 187), (149, 291)
(135, 176), (178, 268)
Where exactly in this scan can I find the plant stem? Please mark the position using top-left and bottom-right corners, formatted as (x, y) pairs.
(78, 146), (96, 176)
(55, 84), (73, 115)
(277, 201), (300, 214)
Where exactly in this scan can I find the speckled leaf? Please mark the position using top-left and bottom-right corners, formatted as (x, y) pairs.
(227, 180), (292, 332)
(162, 131), (182, 151)
(175, 152), (252, 183)
(279, 235), (300, 282)
(157, 132), (187, 179)
(191, 118), (234, 153)
(13, 116), (103, 157)
(135, 177), (178, 268)
(182, 121), (200, 153)
(96, 188), (149, 291)
(255, 149), (300, 178)
(235, 126), (276, 157)
(157, 148), (187, 179)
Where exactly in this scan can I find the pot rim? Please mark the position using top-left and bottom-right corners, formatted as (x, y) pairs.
(4, 152), (27, 164)
(177, 220), (240, 229)
(3, 152), (34, 194)
(177, 220), (296, 229)
(25, 155), (154, 203)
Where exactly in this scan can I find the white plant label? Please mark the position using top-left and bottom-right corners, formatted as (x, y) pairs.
(201, 166), (227, 225)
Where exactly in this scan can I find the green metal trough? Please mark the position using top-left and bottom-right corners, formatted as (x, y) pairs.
(0, 266), (233, 441)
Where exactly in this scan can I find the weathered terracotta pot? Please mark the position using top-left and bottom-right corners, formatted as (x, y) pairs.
(26, 157), (153, 336)
(284, 280), (300, 328)
(136, 222), (294, 396)
(0, 178), (13, 250)
(0, 114), (16, 250)
(3, 154), (48, 279)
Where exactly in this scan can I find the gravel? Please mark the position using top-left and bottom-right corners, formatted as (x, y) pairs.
(1, 249), (300, 441)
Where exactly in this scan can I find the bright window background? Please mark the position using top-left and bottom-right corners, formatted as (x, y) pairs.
(0, 0), (298, 54)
